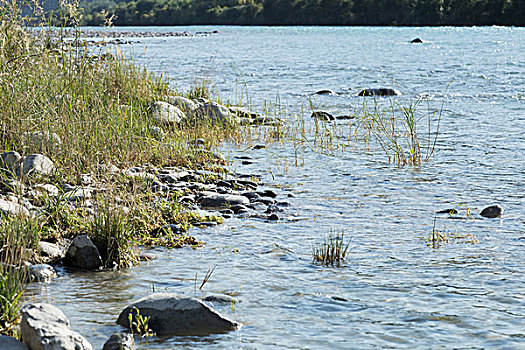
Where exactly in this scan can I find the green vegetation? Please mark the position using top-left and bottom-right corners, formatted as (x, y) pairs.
(74, 0), (525, 26)
(128, 307), (155, 337)
(312, 232), (349, 267)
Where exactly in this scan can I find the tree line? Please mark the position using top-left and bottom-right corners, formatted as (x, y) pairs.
(75, 0), (524, 26)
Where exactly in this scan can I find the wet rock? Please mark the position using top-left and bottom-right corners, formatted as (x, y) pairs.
(25, 131), (62, 150)
(237, 180), (258, 190)
(0, 335), (29, 350)
(411, 38), (423, 43)
(38, 241), (63, 260)
(254, 197), (276, 206)
(229, 106), (259, 120)
(167, 95), (196, 113)
(267, 214), (279, 221)
(199, 193), (249, 208)
(480, 205), (503, 218)
(230, 204), (249, 214)
(0, 198), (30, 216)
(20, 303), (93, 350)
(331, 296), (348, 302)
(251, 115), (284, 126)
(314, 89), (335, 95)
(150, 224), (181, 237)
(151, 101), (186, 125)
(335, 115), (356, 120)
(116, 293), (241, 336)
(265, 204), (282, 213)
(27, 264), (57, 283)
(256, 189), (278, 198)
(219, 209), (234, 215)
(63, 235), (103, 270)
(241, 191), (261, 201)
(311, 111), (335, 121)
(0, 151), (22, 176)
(189, 101), (239, 126)
(204, 294), (239, 304)
(247, 202), (267, 212)
(102, 332), (134, 350)
(436, 208), (458, 214)
(252, 144), (266, 150)
(22, 154), (55, 176)
(357, 88), (401, 97)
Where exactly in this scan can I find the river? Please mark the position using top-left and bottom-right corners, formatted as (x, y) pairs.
(29, 26), (524, 349)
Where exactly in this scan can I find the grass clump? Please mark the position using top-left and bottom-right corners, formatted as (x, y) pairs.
(427, 217), (479, 248)
(312, 232), (349, 267)
(0, 215), (41, 338)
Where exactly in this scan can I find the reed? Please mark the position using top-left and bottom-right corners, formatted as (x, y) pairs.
(312, 232), (349, 267)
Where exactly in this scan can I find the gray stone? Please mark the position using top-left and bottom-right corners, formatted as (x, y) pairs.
(38, 241), (63, 260)
(116, 293), (241, 336)
(311, 111), (335, 121)
(0, 198), (30, 216)
(25, 131), (62, 150)
(21, 154), (55, 176)
(357, 88), (401, 97)
(20, 303), (93, 350)
(0, 335), (29, 350)
(63, 235), (103, 270)
(315, 89), (335, 95)
(158, 171), (191, 183)
(480, 205), (503, 218)
(199, 193), (249, 208)
(189, 101), (239, 125)
(102, 332), (134, 350)
(1, 151), (22, 176)
(167, 95), (196, 113)
(27, 264), (57, 283)
(34, 184), (59, 197)
(204, 294), (239, 304)
(151, 101), (186, 125)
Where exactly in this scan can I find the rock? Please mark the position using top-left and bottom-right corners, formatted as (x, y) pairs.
(38, 241), (63, 260)
(0, 179), (24, 193)
(204, 294), (238, 304)
(0, 151), (22, 176)
(335, 115), (356, 120)
(21, 154), (55, 176)
(199, 193), (250, 208)
(151, 101), (186, 125)
(63, 235), (103, 270)
(34, 184), (59, 197)
(167, 95), (196, 113)
(102, 332), (134, 350)
(228, 106), (259, 120)
(256, 189), (278, 198)
(254, 197), (276, 205)
(25, 131), (62, 150)
(480, 205), (503, 218)
(27, 264), (57, 283)
(230, 204), (249, 214)
(436, 208), (458, 214)
(311, 111), (335, 121)
(411, 38), (423, 43)
(116, 293), (241, 336)
(20, 303), (93, 350)
(150, 224), (181, 237)
(251, 116), (284, 126)
(158, 171), (191, 183)
(314, 89), (335, 95)
(357, 88), (401, 97)
(0, 335), (29, 350)
(252, 144), (265, 150)
(0, 198), (30, 216)
(267, 214), (279, 221)
(189, 101), (239, 125)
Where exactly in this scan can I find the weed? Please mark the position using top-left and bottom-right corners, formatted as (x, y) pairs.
(128, 307), (155, 337)
(312, 232), (349, 267)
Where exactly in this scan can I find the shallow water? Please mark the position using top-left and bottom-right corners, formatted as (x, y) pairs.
(29, 26), (524, 349)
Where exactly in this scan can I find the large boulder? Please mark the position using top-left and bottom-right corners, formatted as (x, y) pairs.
(116, 293), (241, 336)
(21, 154), (55, 176)
(0, 335), (29, 350)
(167, 95), (197, 113)
(151, 101), (186, 125)
(0, 151), (22, 176)
(189, 101), (239, 126)
(63, 235), (103, 270)
(357, 88), (401, 96)
(0, 198), (30, 216)
(199, 193), (250, 208)
(102, 332), (134, 350)
(20, 303), (93, 350)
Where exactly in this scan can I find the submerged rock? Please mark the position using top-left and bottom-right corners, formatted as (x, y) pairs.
(27, 264), (57, 283)
(151, 101), (186, 125)
(480, 205), (503, 218)
(311, 111), (335, 121)
(102, 332), (135, 350)
(357, 88), (401, 97)
(411, 38), (423, 43)
(63, 235), (103, 270)
(436, 208), (459, 214)
(20, 303), (93, 350)
(0, 335), (29, 350)
(314, 89), (336, 95)
(116, 293), (241, 335)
